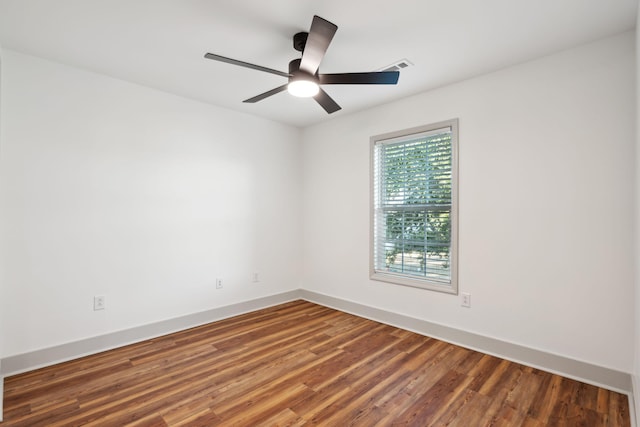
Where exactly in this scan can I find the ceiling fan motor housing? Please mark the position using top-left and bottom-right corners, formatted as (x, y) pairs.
(288, 58), (318, 83)
(293, 32), (308, 52)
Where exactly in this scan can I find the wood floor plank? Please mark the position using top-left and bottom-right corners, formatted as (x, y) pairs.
(301, 350), (408, 424)
(526, 371), (558, 422)
(429, 389), (482, 426)
(253, 408), (307, 427)
(609, 391), (632, 427)
(1, 300), (631, 426)
(373, 341), (466, 419)
(497, 369), (545, 425)
(390, 369), (471, 425)
(477, 363), (529, 426)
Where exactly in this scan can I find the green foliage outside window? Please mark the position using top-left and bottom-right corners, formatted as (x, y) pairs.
(378, 133), (452, 281)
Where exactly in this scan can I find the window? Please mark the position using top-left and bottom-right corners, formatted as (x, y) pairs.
(370, 119), (458, 293)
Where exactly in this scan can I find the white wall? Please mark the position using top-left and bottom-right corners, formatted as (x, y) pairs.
(302, 32), (635, 373)
(0, 50), (302, 357)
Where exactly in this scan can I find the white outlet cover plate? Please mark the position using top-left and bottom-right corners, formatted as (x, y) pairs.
(461, 292), (471, 308)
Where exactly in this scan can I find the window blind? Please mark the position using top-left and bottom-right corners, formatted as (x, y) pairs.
(373, 126), (453, 285)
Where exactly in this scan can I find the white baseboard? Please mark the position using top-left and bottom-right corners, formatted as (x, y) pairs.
(1, 290), (301, 377)
(1, 289), (634, 424)
(299, 290), (633, 395)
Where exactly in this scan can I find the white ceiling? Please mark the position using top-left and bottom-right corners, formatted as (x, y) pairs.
(0, 0), (636, 128)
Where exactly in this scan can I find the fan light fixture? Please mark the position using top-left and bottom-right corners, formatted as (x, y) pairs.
(287, 79), (319, 97)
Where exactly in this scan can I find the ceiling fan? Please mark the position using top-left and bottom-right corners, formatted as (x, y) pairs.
(204, 15), (400, 114)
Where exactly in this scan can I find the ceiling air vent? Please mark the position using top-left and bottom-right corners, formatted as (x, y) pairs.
(379, 59), (413, 72)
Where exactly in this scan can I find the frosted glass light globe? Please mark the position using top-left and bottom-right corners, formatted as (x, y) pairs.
(287, 80), (320, 97)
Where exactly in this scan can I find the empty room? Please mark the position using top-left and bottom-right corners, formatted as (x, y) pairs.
(0, 0), (639, 425)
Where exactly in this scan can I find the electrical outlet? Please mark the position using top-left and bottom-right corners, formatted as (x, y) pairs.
(252, 272), (259, 283)
(94, 295), (105, 311)
(461, 292), (471, 308)
(216, 278), (223, 289)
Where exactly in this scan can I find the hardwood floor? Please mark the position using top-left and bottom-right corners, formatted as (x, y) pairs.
(1, 300), (631, 426)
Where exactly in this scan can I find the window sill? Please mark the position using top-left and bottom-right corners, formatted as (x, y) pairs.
(370, 271), (457, 294)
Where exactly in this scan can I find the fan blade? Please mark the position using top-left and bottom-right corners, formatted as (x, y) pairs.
(204, 53), (290, 78)
(314, 89), (341, 114)
(299, 16), (338, 75)
(243, 84), (289, 103)
(319, 71), (400, 85)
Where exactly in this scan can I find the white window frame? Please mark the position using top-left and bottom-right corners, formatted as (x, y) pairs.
(370, 119), (459, 294)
